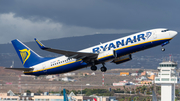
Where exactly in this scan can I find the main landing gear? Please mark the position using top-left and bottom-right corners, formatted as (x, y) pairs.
(100, 66), (107, 72)
(91, 61), (97, 71)
(91, 65), (97, 71)
(100, 63), (107, 72)
(90, 63), (107, 72)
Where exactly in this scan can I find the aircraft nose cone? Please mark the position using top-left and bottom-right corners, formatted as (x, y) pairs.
(170, 30), (178, 38)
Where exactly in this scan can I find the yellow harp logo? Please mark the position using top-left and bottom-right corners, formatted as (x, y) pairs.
(19, 49), (31, 65)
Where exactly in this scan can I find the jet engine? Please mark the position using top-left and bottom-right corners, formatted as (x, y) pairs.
(112, 54), (132, 64)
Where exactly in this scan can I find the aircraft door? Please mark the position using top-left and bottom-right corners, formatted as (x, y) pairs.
(152, 31), (157, 39)
(42, 64), (47, 72)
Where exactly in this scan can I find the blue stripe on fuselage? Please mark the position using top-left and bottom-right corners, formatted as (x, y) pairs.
(98, 38), (171, 61)
(24, 60), (87, 75)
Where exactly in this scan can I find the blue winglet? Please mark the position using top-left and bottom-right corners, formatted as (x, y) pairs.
(34, 38), (47, 50)
(63, 89), (69, 101)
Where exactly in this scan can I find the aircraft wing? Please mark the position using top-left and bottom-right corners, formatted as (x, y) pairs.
(5, 67), (34, 71)
(34, 38), (98, 61)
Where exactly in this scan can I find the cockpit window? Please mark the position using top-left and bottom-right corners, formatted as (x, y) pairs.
(161, 29), (169, 32)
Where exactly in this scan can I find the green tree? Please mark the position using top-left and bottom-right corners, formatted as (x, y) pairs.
(135, 87), (140, 94)
(125, 97), (128, 101)
(71, 90), (78, 95)
(133, 97), (136, 101)
(146, 97), (151, 101)
(138, 70), (144, 73)
(136, 96), (139, 101)
(82, 88), (112, 96)
(119, 98), (124, 101)
(26, 90), (31, 93)
(175, 89), (179, 96)
(128, 97), (131, 101)
(37, 89), (43, 94)
(61, 89), (70, 95)
(140, 85), (147, 94)
(142, 98), (146, 101)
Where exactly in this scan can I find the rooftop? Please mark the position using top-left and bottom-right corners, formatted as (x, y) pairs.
(159, 61), (177, 65)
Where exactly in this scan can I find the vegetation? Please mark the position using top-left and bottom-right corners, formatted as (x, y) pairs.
(137, 69), (144, 73)
(25, 90), (31, 93)
(81, 88), (112, 96)
(30, 85), (180, 100)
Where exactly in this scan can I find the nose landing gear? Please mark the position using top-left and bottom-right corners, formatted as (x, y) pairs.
(161, 41), (169, 52)
(161, 47), (165, 52)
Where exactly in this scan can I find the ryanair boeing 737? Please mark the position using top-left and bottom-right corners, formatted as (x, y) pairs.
(6, 28), (177, 76)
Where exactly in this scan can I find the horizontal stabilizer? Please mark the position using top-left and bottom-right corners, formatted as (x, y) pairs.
(5, 67), (34, 71)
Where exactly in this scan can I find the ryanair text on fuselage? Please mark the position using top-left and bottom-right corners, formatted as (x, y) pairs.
(92, 32), (150, 53)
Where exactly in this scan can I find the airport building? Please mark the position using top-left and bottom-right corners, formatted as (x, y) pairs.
(0, 90), (117, 101)
(155, 61), (180, 101)
(119, 72), (129, 76)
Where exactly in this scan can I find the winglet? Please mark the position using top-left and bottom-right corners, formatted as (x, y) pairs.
(63, 89), (69, 101)
(34, 38), (48, 50)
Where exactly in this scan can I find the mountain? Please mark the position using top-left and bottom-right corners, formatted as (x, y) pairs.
(0, 32), (179, 70)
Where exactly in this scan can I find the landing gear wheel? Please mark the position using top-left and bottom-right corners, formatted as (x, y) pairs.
(100, 66), (107, 72)
(91, 65), (97, 71)
(161, 48), (165, 52)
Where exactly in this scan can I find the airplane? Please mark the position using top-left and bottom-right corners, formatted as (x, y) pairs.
(5, 28), (177, 76)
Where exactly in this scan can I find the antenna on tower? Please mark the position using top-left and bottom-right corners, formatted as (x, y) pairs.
(169, 55), (172, 62)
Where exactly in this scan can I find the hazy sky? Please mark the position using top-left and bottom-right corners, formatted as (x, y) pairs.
(0, 0), (180, 43)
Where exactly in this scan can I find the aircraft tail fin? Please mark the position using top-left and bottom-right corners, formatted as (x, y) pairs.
(11, 39), (52, 68)
(63, 89), (69, 101)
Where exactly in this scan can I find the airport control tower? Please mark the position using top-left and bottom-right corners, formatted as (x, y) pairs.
(155, 60), (180, 101)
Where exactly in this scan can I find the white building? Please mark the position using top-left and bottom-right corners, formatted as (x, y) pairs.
(135, 76), (147, 81)
(112, 80), (135, 86)
(146, 71), (154, 75)
(63, 73), (76, 76)
(91, 72), (96, 76)
(61, 77), (75, 82)
(46, 75), (56, 79)
(131, 73), (138, 76)
(155, 61), (180, 101)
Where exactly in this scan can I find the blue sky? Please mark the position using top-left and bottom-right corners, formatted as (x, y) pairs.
(0, 0), (179, 43)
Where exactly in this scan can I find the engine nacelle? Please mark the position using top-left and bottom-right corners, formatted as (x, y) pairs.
(112, 54), (132, 64)
(97, 50), (114, 62)
(113, 50), (122, 58)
